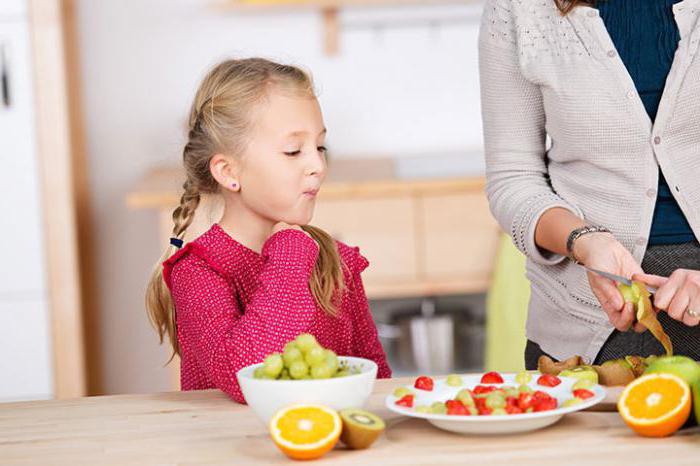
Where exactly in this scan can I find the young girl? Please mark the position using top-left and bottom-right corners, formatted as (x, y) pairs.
(145, 58), (392, 403)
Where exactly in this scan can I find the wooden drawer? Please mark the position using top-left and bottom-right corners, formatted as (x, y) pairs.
(311, 197), (418, 284)
(419, 193), (499, 282)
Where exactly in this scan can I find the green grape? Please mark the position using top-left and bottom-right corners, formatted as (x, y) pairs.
(253, 367), (267, 379)
(311, 362), (334, 379)
(305, 346), (326, 367)
(456, 389), (475, 407)
(518, 384), (534, 394)
(295, 333), (318, 354)
(504, 387), (519, 398)
(393, 387), (414, 398)
(515, 370), (532, 385)
(430, 402), (447, 415)
(491, 408), (507, 416)
(284, 341), (299, 353)
(333, 370), (350, 378)
(324, 349), (339, 373)
(572, 379), (595, 391)
(485, 392), (506, 409)
(263, 353), (284, 378)
(446, 374), (462, 387)
(279, 369), (291, 380)
(282, 346), (303, 367)
(288, 360), (309, 379)
(563, 398), (583, 408)
(415, 405), (432, 414)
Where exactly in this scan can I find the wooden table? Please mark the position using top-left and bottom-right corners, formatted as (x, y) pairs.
(2, 377), (699, 465)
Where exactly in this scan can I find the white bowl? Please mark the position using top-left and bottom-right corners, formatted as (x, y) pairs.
(237, 356), (378, 424)
(386, 373), (606, 435)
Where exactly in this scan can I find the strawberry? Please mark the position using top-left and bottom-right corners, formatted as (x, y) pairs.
(533, 397), (558, 412)
(395, 394), (414, 408)
(473, 385), (498, 395)
(505, 405), (524, 415)
(414, 376), (434, 391)
(572, 388), (595, 400)
(517, 392), (535, 410)
(446, 400), (469, 415)
(537, 374), (561, 387)
(481, 371), (504, 384)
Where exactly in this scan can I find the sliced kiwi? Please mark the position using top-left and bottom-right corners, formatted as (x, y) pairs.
(339, 408), (385, 450)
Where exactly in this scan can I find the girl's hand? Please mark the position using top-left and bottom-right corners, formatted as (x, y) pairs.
(573, 232), (645, 332)
(271, 222), (311, 238)
(632, 270), (700, 327)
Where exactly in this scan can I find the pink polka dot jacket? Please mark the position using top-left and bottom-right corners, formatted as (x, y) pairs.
(162, 224), (392, 403)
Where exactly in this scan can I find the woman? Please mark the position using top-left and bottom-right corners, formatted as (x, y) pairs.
(479, 0), (700, 369)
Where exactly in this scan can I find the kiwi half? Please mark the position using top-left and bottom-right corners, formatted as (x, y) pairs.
(339, 408), (385, 450)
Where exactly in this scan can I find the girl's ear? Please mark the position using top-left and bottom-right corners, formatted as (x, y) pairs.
(210, 153), (241, 192)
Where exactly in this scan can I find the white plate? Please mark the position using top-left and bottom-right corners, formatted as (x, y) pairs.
(385, 373), (606, 435)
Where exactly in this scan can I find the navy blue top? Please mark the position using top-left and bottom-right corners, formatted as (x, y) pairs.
(598, 0), (695, 245)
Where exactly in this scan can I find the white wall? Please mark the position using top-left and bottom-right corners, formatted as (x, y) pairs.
(75, 0), (484, 394)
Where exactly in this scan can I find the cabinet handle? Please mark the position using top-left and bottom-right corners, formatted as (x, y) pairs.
(1, 44), (10, 109)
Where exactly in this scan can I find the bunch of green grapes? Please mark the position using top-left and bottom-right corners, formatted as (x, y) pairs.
(253, 333), (360, 380)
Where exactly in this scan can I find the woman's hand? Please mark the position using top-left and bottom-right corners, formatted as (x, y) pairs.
(573, 232), (645, 332)
(633, 270), (700, 327)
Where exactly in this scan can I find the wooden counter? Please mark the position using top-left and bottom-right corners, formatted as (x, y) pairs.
(1, 377), (698, 466)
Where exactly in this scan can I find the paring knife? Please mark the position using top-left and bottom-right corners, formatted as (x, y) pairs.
(581, 265), (658, 294)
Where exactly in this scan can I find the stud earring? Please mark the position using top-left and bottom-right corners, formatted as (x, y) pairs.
(231, 182), (238, 189)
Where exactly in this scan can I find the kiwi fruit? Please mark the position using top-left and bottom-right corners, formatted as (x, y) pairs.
(339, 408), (385, 450)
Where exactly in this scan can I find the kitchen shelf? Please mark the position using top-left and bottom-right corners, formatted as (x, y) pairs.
(221, 0), (482, 55)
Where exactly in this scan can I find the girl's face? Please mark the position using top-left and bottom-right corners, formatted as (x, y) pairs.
(237, 88), (328, 226)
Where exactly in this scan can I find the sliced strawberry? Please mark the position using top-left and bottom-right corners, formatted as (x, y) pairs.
(481, 371), (504, 384)
(533, 397), (558, 412)
(537, 374), (561, 387)
(473, 385), (498, 395)
(414, 376), (434, 391)
(395, 394), (414, 408)
(572, 388), (595, 400)
(446, 399), (468, 415)
(505, 405), (524, 415)
(517, 392), (535, 410)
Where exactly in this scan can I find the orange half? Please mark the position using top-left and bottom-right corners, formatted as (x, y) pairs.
(617, 373), (690, 437)
(269, 404), (342, 460)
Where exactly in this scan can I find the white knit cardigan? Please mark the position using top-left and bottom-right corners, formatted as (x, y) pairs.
(479, 0), (700, 363)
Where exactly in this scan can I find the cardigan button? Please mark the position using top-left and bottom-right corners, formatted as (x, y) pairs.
(654, 136), (661, 145)
(636, 237), (646, 246)
(607, 50), (617, 58)
(646, 188), (657, 198)
(587, 10), (597, 17)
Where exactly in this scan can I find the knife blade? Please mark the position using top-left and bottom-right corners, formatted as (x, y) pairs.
(581, 265), (657, 294)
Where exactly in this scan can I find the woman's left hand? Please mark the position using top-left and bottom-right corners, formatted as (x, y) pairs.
(633, 269), (700, 327)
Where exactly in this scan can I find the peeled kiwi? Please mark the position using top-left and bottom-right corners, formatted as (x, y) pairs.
(339, 408), (385, 450)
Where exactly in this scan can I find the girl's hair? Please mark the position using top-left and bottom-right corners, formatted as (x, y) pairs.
(553, 0), (596, 15)
(146, 58), (345, 360)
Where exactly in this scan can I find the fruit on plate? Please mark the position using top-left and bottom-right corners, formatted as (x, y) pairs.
(559, 365), (599, 384)
(617, 373), (691, 437)
(537, 374), (561, 387)
(395, 394), (414, 408)
(338, 408), (385, 450)
(563, 398), (584, 408)
(269, 404), (342, 460)
(393, 387), (414, 399)
(618, 281), (673, 356)
(446, 374), (463, 387)
(572, 388), (595, 400)
(481, 371), (504, 384)
(572, 379), (596, 391)
(254, 334), (360, 380)
(515, 371), (532, 385)
(644, 355), (700, 387)
(414, 376), (434, 391)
